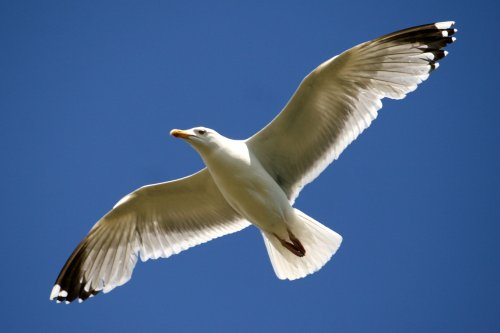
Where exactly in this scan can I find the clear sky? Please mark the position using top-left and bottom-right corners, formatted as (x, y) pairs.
(1, 1), (498, 332)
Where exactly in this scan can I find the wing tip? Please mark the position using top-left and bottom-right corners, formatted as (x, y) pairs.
(50, 282), (100, 304)
(49, 284), (61, 300)
(434, 21), (455, 30)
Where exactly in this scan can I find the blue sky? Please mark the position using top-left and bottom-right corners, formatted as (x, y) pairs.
(1, 1), (499, 332)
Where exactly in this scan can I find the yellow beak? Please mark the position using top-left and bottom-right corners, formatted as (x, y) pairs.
(170, 129), (193, 139)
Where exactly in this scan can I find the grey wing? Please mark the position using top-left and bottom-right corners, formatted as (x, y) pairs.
(50, 168), (250, 303)
(247, 22), (456, 203)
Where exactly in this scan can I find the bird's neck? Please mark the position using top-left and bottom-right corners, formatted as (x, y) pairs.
(198, 139), (251, 170)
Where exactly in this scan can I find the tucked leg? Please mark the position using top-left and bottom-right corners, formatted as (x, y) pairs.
(273, 229), (306, 257)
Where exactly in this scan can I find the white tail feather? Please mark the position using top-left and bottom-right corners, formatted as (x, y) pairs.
(262, 209), (342, 280)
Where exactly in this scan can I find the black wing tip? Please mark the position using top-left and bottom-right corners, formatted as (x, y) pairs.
(429, 62), (440, 71)
(50, 283), (100, 304)
(433, 22), (457, 43)
(403, 21), (457, 34)
(374, 20), (457, 74)
(377, 21), (458, 42)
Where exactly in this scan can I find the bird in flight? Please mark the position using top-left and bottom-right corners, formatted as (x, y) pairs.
(51, 21), (456, 303)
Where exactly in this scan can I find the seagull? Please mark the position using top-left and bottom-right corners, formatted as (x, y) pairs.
(50, 21), (456, 303)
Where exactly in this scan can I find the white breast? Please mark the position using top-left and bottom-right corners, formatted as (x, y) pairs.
(202, 140), (294, 233)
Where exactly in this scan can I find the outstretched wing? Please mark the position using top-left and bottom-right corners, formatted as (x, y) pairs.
(50, 169), (250, 303)
(247, 22), (456, 203)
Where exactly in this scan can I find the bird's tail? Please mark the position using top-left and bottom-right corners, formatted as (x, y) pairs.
(261, 208), (342, 280)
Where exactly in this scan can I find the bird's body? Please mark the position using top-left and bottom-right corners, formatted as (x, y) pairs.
(197, 136), (292, 238)
(51, 21), (457, 303)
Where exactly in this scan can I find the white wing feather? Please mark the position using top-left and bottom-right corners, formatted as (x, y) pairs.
(247, 22), (456, 203)
(50, 169), (250, 303)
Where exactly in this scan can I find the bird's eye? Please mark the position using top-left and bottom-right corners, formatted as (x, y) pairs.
(197, 129), (207, 135)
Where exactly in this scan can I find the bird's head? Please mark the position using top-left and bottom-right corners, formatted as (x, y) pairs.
(170, 127), (223, 153)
